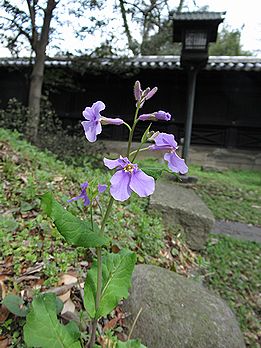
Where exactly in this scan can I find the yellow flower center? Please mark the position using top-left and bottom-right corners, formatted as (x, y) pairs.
(124, 164), (135, 173)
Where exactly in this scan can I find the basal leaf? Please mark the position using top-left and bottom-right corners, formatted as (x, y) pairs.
(23, 293), (81, 348)
(41, 192), (109, 248)
(2, 294), (28, 317)
(84, 250), (136, 319)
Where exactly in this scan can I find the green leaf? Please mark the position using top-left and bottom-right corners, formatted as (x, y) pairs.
(2, 294), (28, 317)
(20, 201), (34, 213)
(84, 250), (136, 319)
(23, 293), (81, 348)
(117, 339), (147, 348)
(140, 166), (164, 180)
(0, 215), (18, 232)
(55, 297), (64, 314)
(41, 192), (109, 248)
(141, 123), (152, 144)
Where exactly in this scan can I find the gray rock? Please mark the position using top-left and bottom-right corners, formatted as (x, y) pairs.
(201, 164), (228, 173)
(150, 181), (215, 250)
(211, 220), (261, 243)
(123, 265), (245, 348)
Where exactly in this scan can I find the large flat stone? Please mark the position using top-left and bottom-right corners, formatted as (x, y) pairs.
(150, 181), (215, 250)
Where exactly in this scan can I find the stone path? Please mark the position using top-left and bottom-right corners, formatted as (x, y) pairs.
(211, 220), (261, 243)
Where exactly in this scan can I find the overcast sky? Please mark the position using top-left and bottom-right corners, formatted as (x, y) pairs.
(0, 0), (260, 57)
(187, 0), (261, 55)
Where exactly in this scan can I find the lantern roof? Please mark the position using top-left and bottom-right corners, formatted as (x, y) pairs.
(171, 11), (226, 21)
(172, 11), (225, 43)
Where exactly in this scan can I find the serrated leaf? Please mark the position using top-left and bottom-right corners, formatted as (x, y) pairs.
(117, 339), (147, 348)
(2, 294), (28, 317)
(84, 250), (136, 319)
(41, 192), (109, 248)
(23, 293), (81, 348)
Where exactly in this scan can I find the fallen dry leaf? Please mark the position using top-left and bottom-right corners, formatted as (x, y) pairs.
(61, 298), (75, 315)
(58, 273), (78, 286)
(0, 306), (9, 324)
(103, 317), (118, 332)
(0, 337), (9, 348)
(0, 277), (9, 299)
(59, 290), (71, 303)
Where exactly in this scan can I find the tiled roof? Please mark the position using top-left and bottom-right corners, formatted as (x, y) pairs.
(171, 11), (226, 21)
(1, 56), (261, 71)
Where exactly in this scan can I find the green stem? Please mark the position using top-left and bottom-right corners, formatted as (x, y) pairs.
(101, 196), (114, 233)
(90, 203), (94, 231)
(123, 121), (132, 132)
(127, 106), (140, 157)
(88, 196), (114, 348)
(130, 145), (151, 162)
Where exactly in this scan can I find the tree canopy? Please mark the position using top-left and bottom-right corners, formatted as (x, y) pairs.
(209, 27), (252, 56)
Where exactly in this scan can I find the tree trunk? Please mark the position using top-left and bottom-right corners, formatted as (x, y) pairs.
(25, 0), (57, 143)
(26, 50), (45, 143)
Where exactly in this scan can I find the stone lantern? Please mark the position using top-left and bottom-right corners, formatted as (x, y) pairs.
(172, 12), (225, 161)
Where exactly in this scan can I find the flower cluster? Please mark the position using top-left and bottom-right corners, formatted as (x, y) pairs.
(69, 81), (188, 204)
(68, 181), (107, 206)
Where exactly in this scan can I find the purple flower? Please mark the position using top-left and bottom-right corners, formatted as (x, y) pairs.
(98, 184), (107, 193)
(150, 133), (188, 174)
(138, 110), (171, 122)
(134, 81), (158, 108)
(103, 157), (155, 202)
(81, 101), (124, 142)
(67, 182), (91, 206)
(68, 182), (107, 206)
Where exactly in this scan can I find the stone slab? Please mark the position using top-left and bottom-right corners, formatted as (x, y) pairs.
(211, 220), (261, 243)
(150, 181), (215, 250)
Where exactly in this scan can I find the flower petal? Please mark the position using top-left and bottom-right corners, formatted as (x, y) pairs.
(110, 170), (131, 201)
(103, 157), (130, 169)
(164, 152), (188, 174)
(134, 81), (142, 101)
(129, 169), (155, 197)
(82, 194), (91, 206)
(100, 117), (124, 125)
(92, 100), (105, 115)
(138, 113), (156, 121)
(98, 184), (107, 193)
(82, 107), (93, 121)
(67, 195), (82, 203)
(81, 121), (101, 143)
(81, 182), (89, 189)
(103, 158), (122, 169)
(154, 132), (178, 149)
(145, 87), (158, 100)
(155, 111), (171, 121)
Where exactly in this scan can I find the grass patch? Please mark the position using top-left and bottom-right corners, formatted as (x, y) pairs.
(189, 164), (261, 226)
(138, 158), (261, 226)
(203, 235), (261, 347)
(1, 129), (260, 347)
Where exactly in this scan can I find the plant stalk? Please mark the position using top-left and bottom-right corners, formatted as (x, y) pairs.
(88, 196), (114, 348)
(127, 106), (140, 157)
